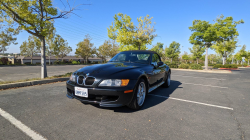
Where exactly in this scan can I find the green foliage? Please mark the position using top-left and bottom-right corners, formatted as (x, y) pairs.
(165, 41), (181, 62)
(107, 13), (157, 50)
(214, 15), (244, 43)
(179, 63), (189, 69)
(151, 42), (164, 58)
(97, 40), (119, 62)
(189, 45), (205, 60)
(0, 27), (18, 54)
(20, 36), (40, 57)
(72, 61), (80, 64)
(165, 61), (179, 68)
(0, 0), (76, 78)
(50, 35), (72, 60)
(235, 45), (247, 61)
(213, 64), (238, 68)
(211, 38), (238, 57)
(75, 34), (96, 64)
(189, 64), (202, 70)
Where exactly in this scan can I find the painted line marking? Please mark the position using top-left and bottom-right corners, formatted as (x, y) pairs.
(149, 94), (233, 110)
(181, 82), (228, 89)
(172, 75), (226, 80)
(0, 108), (46, 140)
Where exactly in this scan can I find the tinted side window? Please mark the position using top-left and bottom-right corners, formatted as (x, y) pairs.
(152, 54), (160, 63)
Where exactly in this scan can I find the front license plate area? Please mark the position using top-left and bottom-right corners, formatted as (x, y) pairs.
(75, 87), (88, 98)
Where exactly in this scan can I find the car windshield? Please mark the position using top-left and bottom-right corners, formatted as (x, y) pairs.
(109, 52), (151, 64)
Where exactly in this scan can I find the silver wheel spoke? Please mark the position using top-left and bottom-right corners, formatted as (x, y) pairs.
(137, 82), (146, 106)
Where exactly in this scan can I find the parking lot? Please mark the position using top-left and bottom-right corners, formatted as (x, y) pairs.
(0, 65), (88, 82)
(0, 69), (250, 140)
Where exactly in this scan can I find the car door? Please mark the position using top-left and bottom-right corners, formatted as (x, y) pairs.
(151, 53), (162, 86)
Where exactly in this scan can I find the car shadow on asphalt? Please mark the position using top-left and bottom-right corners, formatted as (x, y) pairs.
(89, 80), (182, 113)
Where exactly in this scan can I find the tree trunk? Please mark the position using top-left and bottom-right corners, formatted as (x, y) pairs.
(196, 58), (198, 64)
(171, 58), (172, 63)
(205, 46), (208, 70)
(31, 53), (33, 64)
(40, 37), (47, 79)
(212, 60), (213, 64)
(138, 44), (140, 50)
(248, 60), (249, 66)
(237, 60), (238, 65)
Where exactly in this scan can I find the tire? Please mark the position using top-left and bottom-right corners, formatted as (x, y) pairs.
(127, 79), (147, 110)
(162, 72), (171, 88)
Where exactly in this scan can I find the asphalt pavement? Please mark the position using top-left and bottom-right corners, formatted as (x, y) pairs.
(0, 68), (250, 140)
(0, 65), (88, 82)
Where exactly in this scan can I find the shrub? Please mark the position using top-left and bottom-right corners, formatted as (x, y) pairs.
(237, 64), (248, 67)
(213, 64), (238, 68)
(167, 63), (178, 68)
(72, 61), (80, 64)
(208, 64), (215, 66)
(179, 63), (189, 69)
(189, 64), (202, 70)
(0, 57), (9, 65)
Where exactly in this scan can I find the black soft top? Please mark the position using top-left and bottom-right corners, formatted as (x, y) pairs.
(121, 50), (156, 54)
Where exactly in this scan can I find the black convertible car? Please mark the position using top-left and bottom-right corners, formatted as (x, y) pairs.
(66, 50), (171, 110)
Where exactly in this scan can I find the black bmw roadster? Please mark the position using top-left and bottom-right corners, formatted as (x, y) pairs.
(66, 50), (171, 110)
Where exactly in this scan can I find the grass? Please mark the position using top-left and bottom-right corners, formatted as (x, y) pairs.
(0, 72), (72, 85)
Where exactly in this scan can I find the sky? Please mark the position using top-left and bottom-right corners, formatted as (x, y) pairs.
(6, 0), (250, 56)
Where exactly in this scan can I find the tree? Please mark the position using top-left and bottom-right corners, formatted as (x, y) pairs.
(208, 54), (217, 64)
(211, 39), (238, 64)
(213, 15), (244, 65)
(189, 20), (218, 70)
(189, 45), (205, 64)
(0, 0), (77, 78)
(97, 40), (119, 62)
(108, 13), (157, 50)
(0, 28), (17, 54)
(75, 35), (96, 64)
(165, 41), (181, 63)
(246, 50), (250, 66)
(151, 42), (164, 59)
(182, 52), (189, 63)
(235, 45), (248, 65)
(20, 36), (40, 64)
(51, 35), (72, 61)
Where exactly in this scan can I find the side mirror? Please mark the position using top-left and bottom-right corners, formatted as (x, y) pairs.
(157, 61), (164, 67)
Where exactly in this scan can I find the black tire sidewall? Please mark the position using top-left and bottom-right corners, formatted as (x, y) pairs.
(128, 78), (147, 110)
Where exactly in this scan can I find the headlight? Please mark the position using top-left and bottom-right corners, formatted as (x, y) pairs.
(69, 74), (76, 82)
(99, 79), (129, 87)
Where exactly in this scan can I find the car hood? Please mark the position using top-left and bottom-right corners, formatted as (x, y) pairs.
(75, 62), (143, 78)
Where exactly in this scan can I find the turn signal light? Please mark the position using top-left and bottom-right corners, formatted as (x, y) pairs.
(124, 90), (133, 93)
(121, 79), (130, 86)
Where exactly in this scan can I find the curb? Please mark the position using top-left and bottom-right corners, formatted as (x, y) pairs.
(0, 77), (69, 90)
(218, 68), (239, 70)
(171, 68), (231, 73)
(238, 67), (250, 69)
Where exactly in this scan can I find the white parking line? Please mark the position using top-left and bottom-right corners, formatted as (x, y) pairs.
(172, 75), (226, 80)
(0, 108), (46, 140)
(181, 82), (228, 89)
(149, 94), (233, 110)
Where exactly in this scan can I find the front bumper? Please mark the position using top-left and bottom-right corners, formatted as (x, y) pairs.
(66, 80), (136, 107)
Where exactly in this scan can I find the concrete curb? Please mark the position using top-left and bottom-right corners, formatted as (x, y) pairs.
(171, 68), (231, 73)
(0, 77), (69, 90)
(238, 67), (250, 69)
